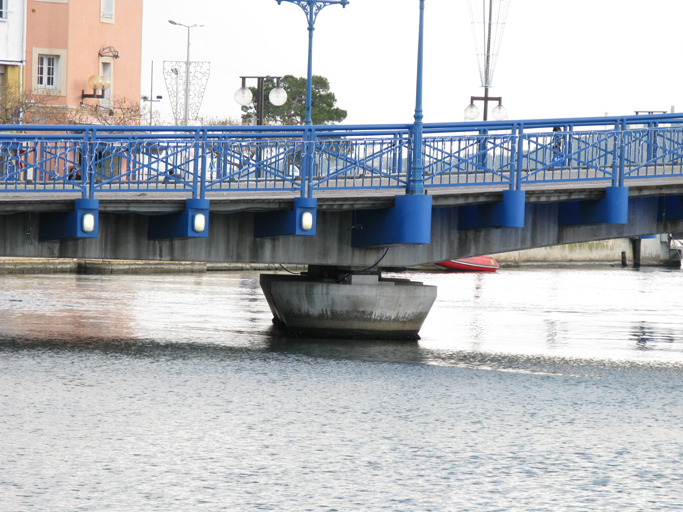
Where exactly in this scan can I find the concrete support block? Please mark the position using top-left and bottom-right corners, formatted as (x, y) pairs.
(458, 189), (526, 231)
(148, 198), (210, 240)
(352, 194), (432, 247)
(260, 273), (437, 339)
(254, 197), (317, 238)
(558, 186), (629, 226)
(39, 198), (99, 242)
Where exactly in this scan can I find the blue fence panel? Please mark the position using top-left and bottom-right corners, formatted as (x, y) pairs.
(204, 137), (304, 192)
(88, 138), (198, 194)
(519, 130), (618, 184)
(423, 133), (516, 188)
(622, 127), (683, 179)
(311, 136), (409, 190)
(0, 138), (85, 193)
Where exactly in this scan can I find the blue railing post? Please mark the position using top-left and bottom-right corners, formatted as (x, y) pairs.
(301, 126), (315, 198)
(567, 124), (574, 168)
(508, 124), (518, 190)
(200, 129), (208, 200)
(479, 128), (489, 173)
(190, 129), (201, 199)
(82, 129), (94, 200)
(515, 123), (525, 190)
(617, 119), (626, 188)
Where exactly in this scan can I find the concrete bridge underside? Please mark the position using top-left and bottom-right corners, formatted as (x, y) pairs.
(2, 184), (683, 268)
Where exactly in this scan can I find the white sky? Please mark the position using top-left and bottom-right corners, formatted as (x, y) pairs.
(141, 0), (683, 125)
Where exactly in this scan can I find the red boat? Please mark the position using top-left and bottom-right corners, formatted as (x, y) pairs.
(434, 256), (500, 272)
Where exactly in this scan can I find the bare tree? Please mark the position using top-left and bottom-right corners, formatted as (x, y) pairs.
(68, 97), (143, 126)
(0, 85), (70, 125)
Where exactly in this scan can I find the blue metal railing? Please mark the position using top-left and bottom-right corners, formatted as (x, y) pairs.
(2, 113), (683, 200)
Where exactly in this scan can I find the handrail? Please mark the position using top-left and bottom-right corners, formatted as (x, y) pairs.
(2, 114), (683, 200)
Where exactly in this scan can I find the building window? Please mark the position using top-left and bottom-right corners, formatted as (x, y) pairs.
(101, 0), (115, 23)
(32, 48), (67, 96)
(37, 55), (59, 90)
(0, 0), (6, 20)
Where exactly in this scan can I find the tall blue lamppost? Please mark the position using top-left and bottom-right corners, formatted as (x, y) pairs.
(275, 0), (348, 126)
(410, 0), (426, 195)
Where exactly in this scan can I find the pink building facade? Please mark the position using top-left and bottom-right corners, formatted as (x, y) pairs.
(25, 0), (143, 109)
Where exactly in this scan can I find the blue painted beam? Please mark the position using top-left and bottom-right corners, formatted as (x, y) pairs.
(558, 187), (629, 226)
(658, 196), (683, 221)
(254, 197), (317, 238)
(38, 199), (99, 242)
(148, 198), (210, 240)
(458, 190), (526, 231)
(351, 195), (432, 247)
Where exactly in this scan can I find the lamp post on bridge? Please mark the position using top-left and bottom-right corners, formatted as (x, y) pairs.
(234, 76), (288, 125)
(464, 92), (507, 121)
(409, 0), (426, 195)
(275, 0), (348, 126)
(464, 0), (510, 121)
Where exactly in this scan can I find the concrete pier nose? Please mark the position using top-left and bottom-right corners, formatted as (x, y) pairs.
(260, 272), (437, 340)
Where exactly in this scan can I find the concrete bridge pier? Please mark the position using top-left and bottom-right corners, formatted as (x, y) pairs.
(260, 266), (437, 340)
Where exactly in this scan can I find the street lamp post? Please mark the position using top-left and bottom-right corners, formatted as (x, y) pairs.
(275, 0), (348, 126)
(464, 91), (507, 121)
(464, 0), (510, 121)
(410, 0), (426, 195)
(234, 76), (288, 125)
(168, 20), (204, 125)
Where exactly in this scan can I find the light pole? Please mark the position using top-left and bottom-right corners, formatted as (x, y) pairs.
(275, 0), (348, 125)
(234, 76), (288, 125)
(409, 0), (426, 195)
(168, 20), (204, 125)
(464, 0), (510, 121)
(464, 92), (507, 121)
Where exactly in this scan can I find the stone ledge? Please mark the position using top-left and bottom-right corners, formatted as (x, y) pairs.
(0, 258), (306, 275)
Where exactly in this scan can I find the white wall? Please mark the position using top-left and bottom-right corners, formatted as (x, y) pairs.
(0, 0), (26, 65)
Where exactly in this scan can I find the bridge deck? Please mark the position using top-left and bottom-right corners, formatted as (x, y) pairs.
(2, 176), (683, 214)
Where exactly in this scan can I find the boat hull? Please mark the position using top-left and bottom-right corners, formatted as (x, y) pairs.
(434, 256), (500, 272)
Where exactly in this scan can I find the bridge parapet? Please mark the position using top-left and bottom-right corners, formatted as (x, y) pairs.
(2, 114), (683, 201)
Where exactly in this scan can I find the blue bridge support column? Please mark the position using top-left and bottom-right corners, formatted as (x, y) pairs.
(458, 190), (526, 231)
(148, 198), (210, 240)
(558, 186), (629, 226)
(351, 195), (432, 247)
(38, 198), (99, 242)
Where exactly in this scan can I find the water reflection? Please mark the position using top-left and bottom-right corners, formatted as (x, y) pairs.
(631, 321), (678, 349)
(1, 269), (683, 373)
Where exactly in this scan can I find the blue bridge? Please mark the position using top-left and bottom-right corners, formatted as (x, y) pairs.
(2, 114), (683, 337)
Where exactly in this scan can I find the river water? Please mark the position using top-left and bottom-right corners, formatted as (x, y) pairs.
(1, 267), (682, 511)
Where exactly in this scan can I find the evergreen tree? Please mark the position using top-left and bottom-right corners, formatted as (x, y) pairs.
(241, 75), (347, 125)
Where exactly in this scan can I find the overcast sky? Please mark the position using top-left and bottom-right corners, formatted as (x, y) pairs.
(140, 0), (683, 125)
